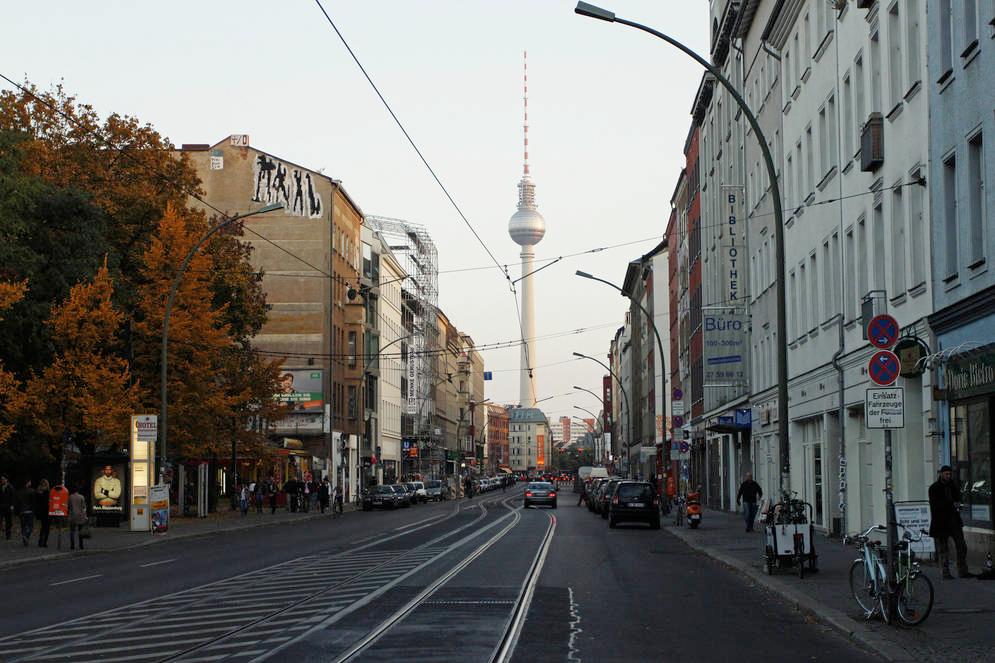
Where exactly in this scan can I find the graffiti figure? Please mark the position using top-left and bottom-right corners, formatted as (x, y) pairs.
(306, 173), (322, 217)
(272, 163), (289, 205)
(292, 170), (305, 215)
(252, 155), (276, 203)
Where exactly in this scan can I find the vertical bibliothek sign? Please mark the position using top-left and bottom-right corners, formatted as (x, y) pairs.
(130, 415), (157, 532)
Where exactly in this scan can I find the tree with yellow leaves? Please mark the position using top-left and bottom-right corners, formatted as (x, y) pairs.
(24, 263), (138, 456)
(0, 281), (27, 446)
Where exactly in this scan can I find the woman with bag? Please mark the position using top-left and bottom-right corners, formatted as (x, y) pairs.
(68, 483), (88, 550)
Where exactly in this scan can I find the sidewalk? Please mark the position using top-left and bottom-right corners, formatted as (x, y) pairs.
(664, 507), (995, 662)
(0, 504), (355, 569)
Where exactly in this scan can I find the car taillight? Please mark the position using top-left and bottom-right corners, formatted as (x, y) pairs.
(653, 497), (660, 506)
(612, 495), (619, 505)
(525, 491), (533, 497)
(549, 492), (556, 497)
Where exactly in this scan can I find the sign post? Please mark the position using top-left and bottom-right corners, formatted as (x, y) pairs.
(865, 320), (903, 620)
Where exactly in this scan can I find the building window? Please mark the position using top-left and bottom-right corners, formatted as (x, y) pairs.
(845, 227), (856, 320)
(828, 95), (838, 170)
(819, 105), (829, 177)
(842, 74), (854, 159)
(909, 170), (926, 286)
(905, 0), (920, 87)
(968, 132), (986, 265)
(891, 185), (906, 294)
(857, 216), (868, 305)
(888, 2), (903, 108)
(965, 0), (979, 54)
(808, 254), (818, 329)
(348, 331), (357, 367)
(799, 262), (809, 333)
(806, 126), (815, 193)
(870, 30), (882, 111)
(803, 13), (811, 60)
(872, 204), (886, 292)
(939, 0), (954, 76)
(950, 399), (993, 529)
(348, 385), (357, 419)
(943, 153), (959, 277)
(789, 270), (797, 338)
(854, 54), (865, 150)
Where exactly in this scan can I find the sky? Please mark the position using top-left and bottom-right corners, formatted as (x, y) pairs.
(2, 0), (710, 430)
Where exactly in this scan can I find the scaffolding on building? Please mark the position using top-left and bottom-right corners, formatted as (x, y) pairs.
(366, 215), (442, 476)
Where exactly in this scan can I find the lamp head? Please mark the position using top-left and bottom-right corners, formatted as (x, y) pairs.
(575, 1), (616, 22)
(572, 352), (585, 358)
(258, 202), (284, 213)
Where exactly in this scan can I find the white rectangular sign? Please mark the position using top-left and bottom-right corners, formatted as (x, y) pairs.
(894, 501), (935, 554)
(672, 400), (685, 416)
(132, 415), (158, 443)
(865, 387), (905, 429)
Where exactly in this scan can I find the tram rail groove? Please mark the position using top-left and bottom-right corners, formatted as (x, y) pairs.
(0, 492), (516, 663)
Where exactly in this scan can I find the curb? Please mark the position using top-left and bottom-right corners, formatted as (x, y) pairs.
(0, 507), (357, 570)
(663, 524), (915, 662)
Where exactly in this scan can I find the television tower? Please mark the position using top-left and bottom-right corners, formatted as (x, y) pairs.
(508, 51), (545, 408)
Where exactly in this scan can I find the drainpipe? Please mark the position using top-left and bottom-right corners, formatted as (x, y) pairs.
(831, 314), (846, 539)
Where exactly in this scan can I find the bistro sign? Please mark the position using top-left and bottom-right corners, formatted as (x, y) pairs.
(944, 343), (995, 400)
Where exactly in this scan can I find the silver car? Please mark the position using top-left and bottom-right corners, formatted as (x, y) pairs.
(523, 482), (557, 509)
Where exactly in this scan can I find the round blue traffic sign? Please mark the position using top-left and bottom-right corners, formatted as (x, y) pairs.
(868, 350), (901, 386)
(868, 314), (900, 349)
(672, 388), (684, 401)
(679, 441), (690, 454)
(672, 415), (684, 428)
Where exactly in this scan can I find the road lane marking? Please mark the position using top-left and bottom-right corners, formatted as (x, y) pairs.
(50, 574), (103, 586)
(394, 514), (447, 531)
(140, 558), (176, 568)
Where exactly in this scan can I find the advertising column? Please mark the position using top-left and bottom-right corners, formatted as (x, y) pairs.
(129, 415), (157, 532)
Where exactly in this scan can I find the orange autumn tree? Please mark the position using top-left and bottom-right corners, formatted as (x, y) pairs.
(24, 263), (138, 452)
(0, 281), (27, 445)
(133, 204), (278, 462)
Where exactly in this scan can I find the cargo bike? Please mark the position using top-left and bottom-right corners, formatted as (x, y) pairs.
(760, 492), (818, 578)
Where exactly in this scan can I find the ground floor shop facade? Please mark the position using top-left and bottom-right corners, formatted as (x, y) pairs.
(932, 293), (995, 555)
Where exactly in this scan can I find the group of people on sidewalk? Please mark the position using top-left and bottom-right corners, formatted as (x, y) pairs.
(235, 476), (344, 517)
(733, 465), (981, 578)
(1, 474), (89, 551)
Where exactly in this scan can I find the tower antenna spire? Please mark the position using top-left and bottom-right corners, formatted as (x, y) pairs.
(523, 50), (529, 176)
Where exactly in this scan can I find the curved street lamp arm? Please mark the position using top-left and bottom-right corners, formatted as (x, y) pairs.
(574, 3), (789, 490)
(159, 202), (282, 480)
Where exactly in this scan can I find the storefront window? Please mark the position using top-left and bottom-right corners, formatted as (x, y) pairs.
(951, 399), (993, 528)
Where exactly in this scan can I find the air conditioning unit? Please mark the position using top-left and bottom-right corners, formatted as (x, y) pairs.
(860, 113), (884, 172)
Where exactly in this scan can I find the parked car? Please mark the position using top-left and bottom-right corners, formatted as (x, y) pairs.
(406, 481), (427, 503)
(608, 481), (660, 529)
(587, 478), (608, 512)
(363, 485), (399, 511)
(424, 479), (449, 501)
(391, 484), (415, 507)
(598, 479), (625, 519)
(523, 481), (557, 509)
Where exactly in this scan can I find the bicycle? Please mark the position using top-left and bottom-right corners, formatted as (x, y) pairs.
(846, 524), (934, 626)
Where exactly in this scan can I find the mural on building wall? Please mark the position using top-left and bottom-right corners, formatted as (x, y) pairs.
(252, 154), (323, 219)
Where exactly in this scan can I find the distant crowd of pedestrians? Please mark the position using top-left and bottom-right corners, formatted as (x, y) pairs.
(1, 474), (89, 550)
(236, 476), (343, 517)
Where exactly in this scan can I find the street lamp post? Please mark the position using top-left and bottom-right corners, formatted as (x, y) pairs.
(361, 334), (412, 490)
(573, 408), (604, 461)
(159, 202), (283, 484)
(576, 269), (667, 460)
(574, 2), (790, 493)
(573, 351), (631, 477)
(456, 398), (491, 496)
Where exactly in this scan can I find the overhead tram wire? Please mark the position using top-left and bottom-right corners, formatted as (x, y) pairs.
(312, 0), (538, 403)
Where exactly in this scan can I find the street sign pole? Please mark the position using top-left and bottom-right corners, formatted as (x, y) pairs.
(885, 428), (897, 621)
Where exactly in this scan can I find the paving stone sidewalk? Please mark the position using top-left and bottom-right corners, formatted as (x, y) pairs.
(0, 503), (353, 568)
(664, 506), (995, 662)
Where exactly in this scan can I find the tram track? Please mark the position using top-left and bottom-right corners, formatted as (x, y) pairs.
(327, 498), (556, 663)
(0, 492), (516, 663)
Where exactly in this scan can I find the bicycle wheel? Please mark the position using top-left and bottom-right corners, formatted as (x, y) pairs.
(896, 573), (934, 626)
(849, 559), (877, 616)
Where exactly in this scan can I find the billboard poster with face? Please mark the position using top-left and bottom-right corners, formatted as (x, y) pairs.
(92, 463), (125, 512)
(273, 370), (324, 413)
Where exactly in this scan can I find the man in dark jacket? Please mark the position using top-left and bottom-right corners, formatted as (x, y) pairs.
(14, 479), (35, 546)
(0, 474), (14, 540)
(736, 473), (763, 532)
(929, 465), (973, 579)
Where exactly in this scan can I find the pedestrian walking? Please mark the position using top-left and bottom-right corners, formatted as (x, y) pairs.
(319, 477), (331, 514)
(254, 482), (264, 514)
(35, 479), (51, 547)
(929, 465), (975, 579)
(239, 484), (250, 516)
(15, 479), (35, 546)
(308, 477), (320, 513)
(577, 481), (587, 507)
(68, 483), (87, 550)
(736, 472), (763, 532)
(0, 474), (14, 540)
(334, 484), (344, 516)
(268, 478), (278, 514)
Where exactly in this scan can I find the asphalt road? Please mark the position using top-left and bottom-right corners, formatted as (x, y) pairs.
(0, 486), (878, 662)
